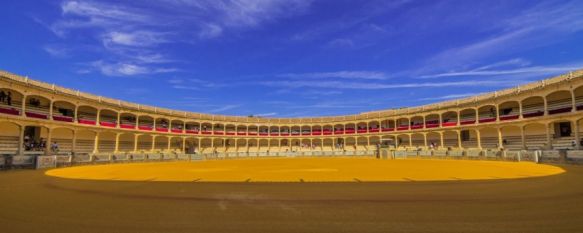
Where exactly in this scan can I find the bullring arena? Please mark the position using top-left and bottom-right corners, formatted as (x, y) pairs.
(2, 69), (583, 233)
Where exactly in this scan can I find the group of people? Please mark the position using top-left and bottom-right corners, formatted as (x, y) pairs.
(0, 90), (13, 106)
(23, 136), (59, 152)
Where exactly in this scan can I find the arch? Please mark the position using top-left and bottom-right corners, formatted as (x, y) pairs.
(345, 123), (356, 134)
(459, 108), (476, 125)
(500, 125), (522, 150)
(280, 126), (290, 136)
(200, 138), (212, 153)
(154, 136), (170, 151)
(0, 121), (21, 153)
(75, 129), (96, 154)
(291, 126), (301, 136)
(290, 138), (301, 151)
(170, 137), (183, 152)
(155, 118), (170, 132)
(549, 120), (575, 149)
(137, 134), (153, 151)
(170, 120), (184, 133)
(410, 116), (424, 130)
(236, 125), (247, 135)
(300, 138), (311, 151)
(546, 90), (573, 115)
(235, 139), (246, 152)
(25, 95), (51, 120)
(356, 136), (368, 150)
(212, 138), (225, 152)
(426, 132), (441, 148)
(425, 114), (440, 128)
(258, 125), (269, 136)
(119, 113), (137, 129)
(369, 136), (380, 148)
(201, 123), (212, 134)
(443, 131), (459, 148)
(312, 125), (322, 135)
(333, 124), (344, 134)
(185, 122), (199, 134)
(52, 100), (76, 122)
(51, 127), (74, 153)
(441, 111), (458, 127)
(224, 138), (235, 152)
(521, 96), (545, 118)
(396, 134), (410, 148)
(248, 125), (258, 136)
(99, 109), (118, 128)
(477, 105), (497, 123)
(225, 124), (236, 135)
(369, 121), (380, 133)
(498, 101), (520, 121)
(460, 129), (478, 148)
(118, 133), (135, 152)
(380, 135), (394, 147)
(214, 123), (225, 135)
(396, 118), (409, 131)
(356, 122), (367, 133)
(0, 88), (24, 116)
(345, 137), (356, 151)
(323, 138), (334, 151)
(268, 139), (279, 152)
(98, 131), (116, 153)
(300, 125), (311, 136)
(411, 133), (425, 147)
(322, 125), (333, 135)
(77, 105), (98, 125)
(523, 123), (547, 150)
(258, 139), (269, 152)
(479, 127), (498, 149)
(380, 120), (395, 132)
(185, 137), (199, 154)
(247, 139), (258, 152)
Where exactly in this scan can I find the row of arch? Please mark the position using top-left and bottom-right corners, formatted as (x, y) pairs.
(1, 84), (583, 136)
(2, 117), (581, 155)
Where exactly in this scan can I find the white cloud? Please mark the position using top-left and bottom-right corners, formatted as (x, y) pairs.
(208, 104), (241, 113)
(103, 31), (167, 47)
(254, 112), (277, 117)
(90, 60), (177, 76)
(420, 60), (583, 79)
(261, 79), (522, 90)
(278, 71), (388, 80)
(418, 93), (480, 101)
(198, 23), (223, 39)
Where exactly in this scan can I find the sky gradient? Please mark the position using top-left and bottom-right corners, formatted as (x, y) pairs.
(1, 0), (583, 117)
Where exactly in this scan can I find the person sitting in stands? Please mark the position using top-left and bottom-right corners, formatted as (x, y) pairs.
(51, 142), (59, 153)
(39, 138), (46, 150)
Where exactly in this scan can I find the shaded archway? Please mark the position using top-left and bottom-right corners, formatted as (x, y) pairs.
(25, 95), (50, 119)
(523, 123), (547, 150)
(52, 101), (75, 122)
(546, 90), (573, 115)
(51, 127), (74, 153)
(521, 96), (544, 118)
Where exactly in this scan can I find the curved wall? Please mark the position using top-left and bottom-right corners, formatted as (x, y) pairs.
(1, 69), (583, 155)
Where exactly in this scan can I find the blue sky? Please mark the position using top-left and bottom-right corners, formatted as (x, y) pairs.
(1, 0), (583, 117)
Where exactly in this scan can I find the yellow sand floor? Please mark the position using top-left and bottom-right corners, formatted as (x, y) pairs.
(45, 157), (565, 182)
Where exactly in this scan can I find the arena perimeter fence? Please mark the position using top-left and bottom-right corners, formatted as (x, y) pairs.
(1, 149), (583, 170)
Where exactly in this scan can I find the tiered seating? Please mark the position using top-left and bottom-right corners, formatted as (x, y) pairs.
(75, 139), (94, 153)
(98, 140), (115, 152)
(137, 141), (151, 151)
(461, 138), (477, 148)
(547, 99), (573, 114)
(155, 141), (168, 150)
(502, 136), (523, 150)
(443, 138), (458, 147)
(525, 134), (547, 150)
(0, 135), (19, 154)
(522, 104), (544, 118)
(25, 106), (49, 119)
(52, 138), (73, 152)
(459, 115), (475, 125)
(576, 95), (583, 110)
(480, 137), (499, 149)
(118, 140), (134, 151)
(478, 114), (496, 123)
(0, 101), (21, 116)
(552, 136), (576, 150)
